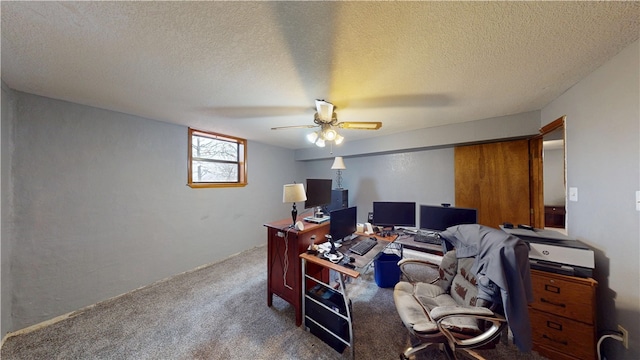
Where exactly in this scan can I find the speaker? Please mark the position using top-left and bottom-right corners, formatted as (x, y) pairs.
(327, 189), (348, 212)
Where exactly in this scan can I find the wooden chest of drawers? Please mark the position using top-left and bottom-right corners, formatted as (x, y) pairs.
(544, 206), (566, 228)
(528, 269), (598, 360)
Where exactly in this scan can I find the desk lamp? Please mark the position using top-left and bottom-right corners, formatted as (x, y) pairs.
(331, 156), (346, 189)
(283, 183), (307, 227)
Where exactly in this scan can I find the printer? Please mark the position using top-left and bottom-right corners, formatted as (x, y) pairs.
(501, 226), (594, 278)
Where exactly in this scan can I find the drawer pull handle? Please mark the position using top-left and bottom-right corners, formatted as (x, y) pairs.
(546, 321), (563, 331)
(543, 334), (568, 346)
(544, 284), (560, 293)
(540, 298), (566, 308)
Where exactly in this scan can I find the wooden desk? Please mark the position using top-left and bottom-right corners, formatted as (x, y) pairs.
(264, 217), (330, 326)
(300, 252), (360, 278)
(299, 233), (396, 277)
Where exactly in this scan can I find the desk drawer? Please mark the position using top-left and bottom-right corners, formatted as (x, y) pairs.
(529, 271), (596, 324)
(544, 206), (566, 228)
(530, 308), (595, 360)
(544, 206), (566, 215)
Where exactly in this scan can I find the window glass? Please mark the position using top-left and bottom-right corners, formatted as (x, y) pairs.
(188, 128), (247, 188)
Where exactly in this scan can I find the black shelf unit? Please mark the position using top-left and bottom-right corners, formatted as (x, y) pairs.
(302, 266), (355, 358)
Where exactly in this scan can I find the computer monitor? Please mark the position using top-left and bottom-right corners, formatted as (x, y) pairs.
(419, 205), (478, 231)
(329, 206), (357, 242)
(304, 179), (332, 210)
(372, 202), (416, 228)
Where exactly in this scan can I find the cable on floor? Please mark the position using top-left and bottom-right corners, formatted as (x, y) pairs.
(596, 331), (623, 360)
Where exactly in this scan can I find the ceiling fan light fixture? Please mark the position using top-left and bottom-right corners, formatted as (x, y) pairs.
(272, 99), (382, 148)
(306, 132), (318, 143)
(323, 128), (337, 141)
(315, 99), (334, 122)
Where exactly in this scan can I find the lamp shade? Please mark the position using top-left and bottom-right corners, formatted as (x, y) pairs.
(283, 183), (307, 203)
(306, 132), (318, 143)
(331, 156), (346, 170)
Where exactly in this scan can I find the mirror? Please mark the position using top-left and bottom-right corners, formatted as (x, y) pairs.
(541, 116), (566, 232)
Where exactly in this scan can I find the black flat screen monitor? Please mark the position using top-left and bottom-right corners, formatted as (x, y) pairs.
(330, 206), (357, 242)
(305, 179), (332, 209)
(419, 205), (478, 231)
(372, 202), (416, 227)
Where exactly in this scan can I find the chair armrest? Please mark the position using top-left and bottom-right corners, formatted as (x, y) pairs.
(430, 306), (507, 350)
(398, 258), (441, 267)
(398, 258), (440, 284)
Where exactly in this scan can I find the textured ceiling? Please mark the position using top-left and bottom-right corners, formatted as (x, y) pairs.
(2, 1), (639, 149)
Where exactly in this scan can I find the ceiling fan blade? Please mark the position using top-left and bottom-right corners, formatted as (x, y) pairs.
(270, 124), (318, 130)
(337, 122), (382, 130)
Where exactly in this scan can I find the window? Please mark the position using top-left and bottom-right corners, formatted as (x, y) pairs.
(188, 128), (247, 188)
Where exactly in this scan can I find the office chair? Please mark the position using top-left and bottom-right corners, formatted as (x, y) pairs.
(393, 224), (532, 360)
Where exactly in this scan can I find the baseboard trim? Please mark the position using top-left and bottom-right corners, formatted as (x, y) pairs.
(2, 310), (77, 344)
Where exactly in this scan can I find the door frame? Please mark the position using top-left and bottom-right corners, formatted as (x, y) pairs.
(531, 116), (566, 228)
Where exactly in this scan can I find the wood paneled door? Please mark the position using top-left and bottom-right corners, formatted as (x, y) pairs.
(455, 139), (541, 228)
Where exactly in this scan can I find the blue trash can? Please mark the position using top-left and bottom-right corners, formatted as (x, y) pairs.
(374, 252), (401, 288)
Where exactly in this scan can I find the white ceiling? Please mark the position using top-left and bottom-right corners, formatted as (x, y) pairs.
(2, 1), (639, 149)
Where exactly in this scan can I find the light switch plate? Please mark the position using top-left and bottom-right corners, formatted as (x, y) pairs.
(569, 187), (578, 202)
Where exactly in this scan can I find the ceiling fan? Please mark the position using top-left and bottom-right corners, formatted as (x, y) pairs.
(270, 99), (382, 147)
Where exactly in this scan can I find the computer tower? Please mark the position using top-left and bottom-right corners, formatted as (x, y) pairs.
(328, 189), (348, 212)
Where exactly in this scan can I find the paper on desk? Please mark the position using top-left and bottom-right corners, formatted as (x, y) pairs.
(317, 241), (341, 253)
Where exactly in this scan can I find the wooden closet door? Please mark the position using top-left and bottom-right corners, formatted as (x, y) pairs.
(455, 139), (532, 228)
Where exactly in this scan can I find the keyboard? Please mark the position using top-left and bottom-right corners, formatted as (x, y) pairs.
(414, 230), (442, 245)
(350, 237), (378, 256)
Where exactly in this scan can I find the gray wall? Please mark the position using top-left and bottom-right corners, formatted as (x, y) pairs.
(3, 91), (297, 333)
(543, 148), (565, 206)
(300, 148), (455, 224)
(1, 83), (16, 336)
(542, 40), (639, 360)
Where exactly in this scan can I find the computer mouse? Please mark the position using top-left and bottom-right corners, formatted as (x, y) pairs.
(349, 257), (355, 263)
(503, 222), (513, 229)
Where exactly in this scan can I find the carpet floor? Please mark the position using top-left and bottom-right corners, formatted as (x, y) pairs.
(1, 245), (548, 359)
